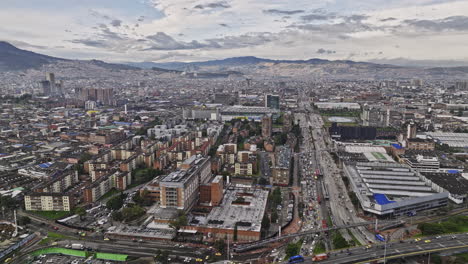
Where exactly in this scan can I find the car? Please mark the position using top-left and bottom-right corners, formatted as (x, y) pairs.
(415, 238), (422, 242)
(451, 235), (457, 239)
(425, 240), (431, 243)
(435, 236), (441, 239)
(365, 245), (372, 249)
(195, 258), (203, 262)
(215, 252), (222, 256)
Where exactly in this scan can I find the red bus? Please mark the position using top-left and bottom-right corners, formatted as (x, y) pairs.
(322, 220), (327, 229)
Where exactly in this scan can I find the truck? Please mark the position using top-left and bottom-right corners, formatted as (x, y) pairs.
(312, 253), (328, 261)
(71, 243), (84, 250)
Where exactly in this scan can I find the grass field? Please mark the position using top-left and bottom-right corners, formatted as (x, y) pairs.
(39, 231), (74, 245)
(98, 188), (120, 201)
(348, 230), (362, 246)
(419, 215), (468, 236)
(30, 210), (71, 220)
(313, 242), (326, 254)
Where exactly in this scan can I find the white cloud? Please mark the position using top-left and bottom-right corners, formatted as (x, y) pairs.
(0, 0), (467, 63)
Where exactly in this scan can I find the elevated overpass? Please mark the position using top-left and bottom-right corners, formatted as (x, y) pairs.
(233, 220), (403, 252)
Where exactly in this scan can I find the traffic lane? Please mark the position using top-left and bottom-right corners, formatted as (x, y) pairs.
(322, 239), (468, 264)
(313, 236), (468, 264)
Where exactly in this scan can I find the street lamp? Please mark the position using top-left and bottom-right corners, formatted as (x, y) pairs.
(383, 234), (389, 264)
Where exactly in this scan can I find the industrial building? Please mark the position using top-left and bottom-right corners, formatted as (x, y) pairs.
(185, 187), (268, 241)
(344, 162), (449, 216)
(220, 106), (279, 122)
(424, 132), (468, 148)
(419, 172), (468, 204)
(329, 123), (377, 140)
(314, 102), (361, 110)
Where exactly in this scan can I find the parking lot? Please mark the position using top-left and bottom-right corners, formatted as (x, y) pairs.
(60, 205), (113, 232)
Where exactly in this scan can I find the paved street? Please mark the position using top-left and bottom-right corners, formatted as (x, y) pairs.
(301, 233), (468, 264)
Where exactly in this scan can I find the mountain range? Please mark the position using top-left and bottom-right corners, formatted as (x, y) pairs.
(0, 41), (136, 72)
(127, 56), (377, 71)
(2, 41), (468, 79)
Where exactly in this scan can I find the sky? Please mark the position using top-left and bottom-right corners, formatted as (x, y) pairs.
(1, 0), (468, 64)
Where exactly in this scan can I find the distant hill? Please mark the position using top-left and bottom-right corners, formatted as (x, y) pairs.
(130, 56), (468, 79)
(129, 56), (352, 70)
(2, 41), (468, 79)
(0, 41), (138, 72)
(0, 41), (65, 71)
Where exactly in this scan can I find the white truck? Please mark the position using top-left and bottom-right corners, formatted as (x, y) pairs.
(71, 243), (84, 250)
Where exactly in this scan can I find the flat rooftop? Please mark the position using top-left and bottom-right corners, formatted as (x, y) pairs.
(424, 132), (468, 148)
(355, 162), (436, 197)
(421, 172), (468, 196)
(191, 187), (268, 232)
(221, 105), (280, 114)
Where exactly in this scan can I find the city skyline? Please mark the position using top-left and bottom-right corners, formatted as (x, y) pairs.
(1, 0), (468, 64)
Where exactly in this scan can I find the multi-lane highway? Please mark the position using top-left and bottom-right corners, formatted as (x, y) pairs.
(297, 233), (468, 264)
(297, 92), (375, 250)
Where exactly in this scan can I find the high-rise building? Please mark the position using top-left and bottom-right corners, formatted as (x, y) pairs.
(262, 114), (272, 138)
(46, 72), (56, 94)
(455, 81), (468, 90)
(160, 157), (211, 211)
(40, 80), (51, 95)
(85, 100), (97, 110)
(46, 72), (55, 85)
(361, 106), (389, 127)
(407, 122), (417, 139)
(76, 88), (115, 105)
(265, 94), (280, 109)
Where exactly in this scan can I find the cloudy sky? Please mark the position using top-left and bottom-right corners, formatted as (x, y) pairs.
(1, 0), (468, 64)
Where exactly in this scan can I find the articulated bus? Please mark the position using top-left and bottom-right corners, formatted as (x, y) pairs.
(375, 234), (385, 242)
(289, 255), (305, 263)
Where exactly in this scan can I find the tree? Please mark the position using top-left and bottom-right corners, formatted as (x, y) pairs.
(75, 207), (87, 221)
(0, 195), (18, 210)
(259, 178), (268, 185)
(111, 211), (123, 222)
(78, 152), (93, 164)
(19, 216), (31, 226)
(121, 204), (145, 221)
(155, 249), (170, 264)
(271, 211), (279, 223)
(418, 223), (444, 235)
(106, 193), (125, 210)
(233, 223), (238, 241)
(274, 133), (288, 145)
(285, 241), (301, 258)
(134, 168), (163, 184)
(332, 231), (350, 249)
(261, 214), (270, 230)
(214, 239), (226, 253)
(169, 211), (188, 230)
(271, 187), (282, 207)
